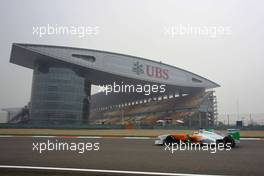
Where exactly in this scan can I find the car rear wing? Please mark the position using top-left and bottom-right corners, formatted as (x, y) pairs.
(227, 129), (240, 141)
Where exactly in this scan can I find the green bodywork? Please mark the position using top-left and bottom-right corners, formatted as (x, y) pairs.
(228, 129), (240, 141)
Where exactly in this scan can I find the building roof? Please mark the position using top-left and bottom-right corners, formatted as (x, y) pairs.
(10, 43), (220, 93)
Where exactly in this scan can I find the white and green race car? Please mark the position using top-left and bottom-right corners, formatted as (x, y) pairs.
(155, 129), (240, 148)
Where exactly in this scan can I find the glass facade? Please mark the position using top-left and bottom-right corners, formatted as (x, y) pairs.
(30, 62), (91, 124)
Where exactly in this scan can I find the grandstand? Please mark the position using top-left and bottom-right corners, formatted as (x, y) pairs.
(90, 90), (218, 128)
(7, 43), (219, 128)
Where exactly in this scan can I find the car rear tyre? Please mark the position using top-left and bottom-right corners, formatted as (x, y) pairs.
(164, 135), (175, 146)
(223, 135), (236, 148)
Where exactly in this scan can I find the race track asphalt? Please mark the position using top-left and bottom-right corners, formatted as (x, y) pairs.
(0, 137), (263, 176)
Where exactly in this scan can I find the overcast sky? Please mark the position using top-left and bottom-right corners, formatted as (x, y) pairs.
(0, 0), (263, 116)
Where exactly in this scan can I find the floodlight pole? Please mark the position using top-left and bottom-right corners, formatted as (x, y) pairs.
(236, 99), (240, 121)
(227, 114), (230, 127)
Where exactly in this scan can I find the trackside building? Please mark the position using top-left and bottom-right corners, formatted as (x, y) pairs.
(9, 43), (220, 126)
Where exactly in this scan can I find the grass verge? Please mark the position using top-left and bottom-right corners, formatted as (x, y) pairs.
(0, 129), (264, 138)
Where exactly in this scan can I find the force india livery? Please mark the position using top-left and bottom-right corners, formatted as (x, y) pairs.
(155, 129), (240, 148)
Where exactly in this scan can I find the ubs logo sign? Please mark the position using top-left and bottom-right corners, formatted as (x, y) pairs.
(132, 61), (144, 75)
(132, 61), (169, 80)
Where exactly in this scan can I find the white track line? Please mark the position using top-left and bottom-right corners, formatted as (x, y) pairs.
(0, 135), (262, 140)
(0, 135), (14, 137)
(0, 165), (223, 176)
(123, 137), (152, 139)
(240, 138), (261, 140)
(77, 136), (102, 139)
(32, 136), (55, 138)
(0, 135), (152, 139)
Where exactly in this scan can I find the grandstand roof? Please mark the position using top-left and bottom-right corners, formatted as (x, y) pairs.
(10, 43), (220, 93)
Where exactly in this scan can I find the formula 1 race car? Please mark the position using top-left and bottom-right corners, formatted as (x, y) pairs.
(155, 129), (240, 148)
